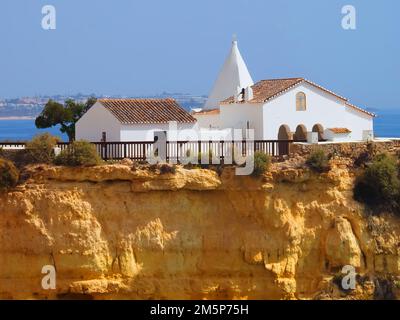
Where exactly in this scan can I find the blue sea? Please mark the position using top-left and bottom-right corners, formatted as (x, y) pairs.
(373, 109), (400, 138)
(0, 109), (399, 141)
(0, 119), (68, 141)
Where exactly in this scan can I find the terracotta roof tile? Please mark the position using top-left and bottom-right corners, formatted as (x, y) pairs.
(221, 78), (349, 104)
(328, 128), (352, 134)
(98, 98), (196, 124)
(221, 77), (374, 117)
(221, 78), (304, 104)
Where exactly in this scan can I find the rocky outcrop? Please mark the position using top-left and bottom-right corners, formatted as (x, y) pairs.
(0, 162), (400, 300)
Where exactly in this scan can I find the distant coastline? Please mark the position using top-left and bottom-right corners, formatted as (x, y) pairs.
(0, 93), (207, 120)
(0, 116), (36, 120)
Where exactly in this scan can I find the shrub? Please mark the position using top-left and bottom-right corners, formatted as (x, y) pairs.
(0, 158), (19, 191)
(25, 133), (60, 164)
(54, 140), (101, 166)
(354, 153), (400, 212)
(159, 163), (177, 174)
(184, 149), (214, 168)
(306, 149), (331, 173)
(354, 151), (373, 168)
(252, 152), (271, 177)
(354, 142), (376, 168)
(147, 163), (177, 174)
(0, 149), (31, 168)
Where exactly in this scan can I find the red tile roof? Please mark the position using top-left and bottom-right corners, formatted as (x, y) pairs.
(221, 78), (375, 117)
(221, 78), (347, 104)
(221, 78), (303, 104)
(328, 128), (352, 134)
(98, 98), (196, 124)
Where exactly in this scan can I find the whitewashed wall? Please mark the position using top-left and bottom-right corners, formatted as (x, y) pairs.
(344, 106), (374, 140)
(76, 103), (199, 142)
(76, 102), (121, 141)
(197, 128), (234, 141)
(324, 130), (352, 142)
(120, 122), (198, 141)
(219, 102), (264, 139)
(261, 82), (374, 141)
(193, 114), (220, 129)
(76, 84), (374, 143)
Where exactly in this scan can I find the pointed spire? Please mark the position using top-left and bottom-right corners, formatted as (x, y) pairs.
(204, 37), (254, 110)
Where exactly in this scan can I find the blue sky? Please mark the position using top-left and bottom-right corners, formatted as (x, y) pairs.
(0, 0), (399, 110)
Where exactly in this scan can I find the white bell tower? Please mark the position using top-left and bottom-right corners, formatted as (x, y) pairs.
(204, 37), (254, 110)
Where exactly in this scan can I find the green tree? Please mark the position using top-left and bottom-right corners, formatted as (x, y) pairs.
(35, 97), (97, 141)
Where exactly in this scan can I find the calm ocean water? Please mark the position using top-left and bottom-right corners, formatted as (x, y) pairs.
(373, 109), (400, 138)
(0, 120), (68, 141)
(0, 109), (399, 141)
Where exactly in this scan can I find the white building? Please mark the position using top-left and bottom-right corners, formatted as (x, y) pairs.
(203, 39), (254, 110)
(76, 98), (197, 142)
(77, 39), (375, 143)
(193, 40), (375, 142)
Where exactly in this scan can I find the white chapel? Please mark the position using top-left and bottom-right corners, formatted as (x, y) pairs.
(76, 39), (375, 143)
(193, 39), (375, 142)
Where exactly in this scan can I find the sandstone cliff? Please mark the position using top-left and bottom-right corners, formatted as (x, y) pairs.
(0, 160), (399, 300)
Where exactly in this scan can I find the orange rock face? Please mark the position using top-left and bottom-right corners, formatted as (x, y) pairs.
(0, 163), (399, 300)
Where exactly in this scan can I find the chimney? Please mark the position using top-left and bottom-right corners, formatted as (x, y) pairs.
(244, 86), (253, 101)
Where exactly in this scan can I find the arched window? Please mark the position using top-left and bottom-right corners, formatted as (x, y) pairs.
(296, 92), (306, 111)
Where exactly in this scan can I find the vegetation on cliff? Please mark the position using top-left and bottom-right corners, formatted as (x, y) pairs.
(25, 133), (60, 164)
(35, 98), (97, 142)
(252, 151), (271, 177)
(54, 140), (101, 167)
(2, 139), (400, 299)
(305, 149), (331, 173)
(1, 159), (400, 300)
(354, 153), (400, 215)
(0, 158), (19, 191)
